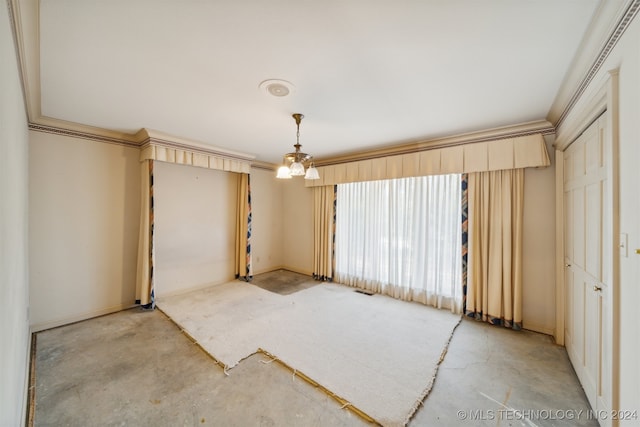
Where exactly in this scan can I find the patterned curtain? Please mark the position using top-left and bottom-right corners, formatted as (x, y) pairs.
(465, 169), (524, 330)
(235, 173), (253, 281)
(313, 185), (337, 281)
(461, 174), (468, 313)
(135, 159), (155, 309)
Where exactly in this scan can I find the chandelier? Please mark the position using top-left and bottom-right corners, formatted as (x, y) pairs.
(276, 113), (320, 180)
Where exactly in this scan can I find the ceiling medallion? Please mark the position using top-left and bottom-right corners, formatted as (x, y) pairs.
(259, 79), (295, 97)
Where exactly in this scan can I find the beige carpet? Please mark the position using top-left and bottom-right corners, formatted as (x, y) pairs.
(158, 280), (461, 426)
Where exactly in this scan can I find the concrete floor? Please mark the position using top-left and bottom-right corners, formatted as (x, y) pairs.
(251, 269), (321, 295)
(32, 308), (597, 427)
(414, 321), (598, 426)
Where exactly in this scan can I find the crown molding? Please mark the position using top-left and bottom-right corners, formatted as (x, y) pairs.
(28, 121), (257, 163)
(314, 120), (555, 167)
(9, 0), (40, 123)
(6, 0), (28, 120)
(251, 161), (278, 172)
(554, 69), (617, 151)
(548, 0), (639, 128)
(28, 117), (139, 147)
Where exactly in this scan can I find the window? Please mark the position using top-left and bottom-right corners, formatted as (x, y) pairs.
(335, 174), (462, 312)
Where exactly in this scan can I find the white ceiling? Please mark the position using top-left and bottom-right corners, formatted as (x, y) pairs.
(38, 0), (600, 163)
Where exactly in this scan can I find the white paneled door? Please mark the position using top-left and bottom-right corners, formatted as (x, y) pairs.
(563, 113), (612, 426)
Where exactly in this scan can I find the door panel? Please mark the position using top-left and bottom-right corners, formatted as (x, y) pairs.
(565, 192), (573, 261)
(585, 182), (602, 281)
(584, 281), (599, 405)
(572, 275), (585, 365)
(565, 267), (574, 347)
(573, 188), (585, 269)
(563, 113), (610, 425)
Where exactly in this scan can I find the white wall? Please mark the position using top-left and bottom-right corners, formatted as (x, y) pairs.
(154, 162), (238, 295)
(522, 136), (557, 335)
(557, 14), (640, 423)
(250, 167), (284, 274)
(29, 132), (140, 330)
(0, 3), (31, 425)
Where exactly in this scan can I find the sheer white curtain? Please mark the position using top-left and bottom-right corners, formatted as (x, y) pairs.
(335, 175), (462, 312)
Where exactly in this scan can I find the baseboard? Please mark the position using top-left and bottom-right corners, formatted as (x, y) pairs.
(157, 277), (241, 299)
(281, 266), (314, 276)
(29, 303), (137, 333)
(252, 266), (284, 275)
(523, 322), (555, 337)
(253, 265), (314, 277)
(23, 331), (33, 427)
(157, 269), (317, 299)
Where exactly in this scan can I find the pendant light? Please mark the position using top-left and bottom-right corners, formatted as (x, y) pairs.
(276, 113), (320, 180)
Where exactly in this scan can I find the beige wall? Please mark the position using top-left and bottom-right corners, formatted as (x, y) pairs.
(29, 132), (140, 330)
(154, 162), (238, 295)
(154, 165), (301, 293)
(522, 136), (556, 335)
(140, 165), (309, 295)
(250, 167), (284, 274)
(281, 176), (314, 275)
(0, 3), (30, 425)
(249, 168), (314, 276)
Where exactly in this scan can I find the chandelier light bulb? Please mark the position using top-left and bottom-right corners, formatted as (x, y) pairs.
(290, 161), (305, 176)
(276, 165), (292, 179)
(305, 164), (320, 180)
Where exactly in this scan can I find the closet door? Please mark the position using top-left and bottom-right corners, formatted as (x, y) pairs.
(563, 114), (611, 425)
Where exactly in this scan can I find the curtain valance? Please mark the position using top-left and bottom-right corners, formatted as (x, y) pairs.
(140, 143), (251, 174)
(305, 133), (549, 187)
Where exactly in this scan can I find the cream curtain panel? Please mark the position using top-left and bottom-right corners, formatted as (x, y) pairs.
(466, 169), (524, 329)
(313, 185), (336, 281)
(135, 159), (155, 307)
(235, 173), (252, 281)
(306, 133), (549, 187)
